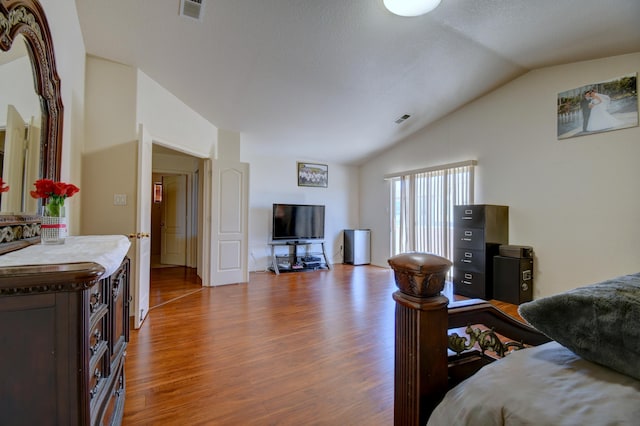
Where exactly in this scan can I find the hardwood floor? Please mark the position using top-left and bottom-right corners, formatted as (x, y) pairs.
(149, 266), (202, 309)
(124, 264), (520, 425)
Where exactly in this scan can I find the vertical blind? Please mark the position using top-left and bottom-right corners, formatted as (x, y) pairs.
(389, 161), (475, 263)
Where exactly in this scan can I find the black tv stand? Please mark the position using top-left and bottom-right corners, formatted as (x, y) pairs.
(269, 241), (331, 275)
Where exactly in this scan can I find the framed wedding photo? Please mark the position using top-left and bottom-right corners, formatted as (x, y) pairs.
(557, 73), (638, 140)
(297, 162), (328, 188)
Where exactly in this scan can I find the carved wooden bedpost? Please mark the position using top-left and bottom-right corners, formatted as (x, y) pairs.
(388, 253), (452, 426)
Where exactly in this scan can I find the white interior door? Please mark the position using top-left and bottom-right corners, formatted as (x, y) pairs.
(160, 174), (187, 266)
(2, 105), (26, 212)
(188, 170), (199, 269)
(24, 117), (40, 213)
(134, 124), (152, 329)
(210, 159), (249, 285)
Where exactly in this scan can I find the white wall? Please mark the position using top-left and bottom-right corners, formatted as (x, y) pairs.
(361, 53), (640, 298)
(82, 56), (221, 283)
(153, 152), (200, 173)
(241, 151), (359, 271)
(136, 71), (217, 158)
(82, 57), (219, 234)
(41, 0), (86, 235)
(82, 57), (138, 237)
(84, 58), (138, 154)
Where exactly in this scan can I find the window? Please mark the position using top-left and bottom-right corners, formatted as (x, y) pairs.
(388, 161), (476, 263)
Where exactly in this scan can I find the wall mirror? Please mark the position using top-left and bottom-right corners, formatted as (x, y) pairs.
(0, 0), (63, 252)
(0, 34), (41, 214)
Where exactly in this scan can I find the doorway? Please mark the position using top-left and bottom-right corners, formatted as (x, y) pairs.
(151, 173), (189, 268)
(149, 145), (202, 308)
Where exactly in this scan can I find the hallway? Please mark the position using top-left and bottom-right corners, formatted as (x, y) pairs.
(149, 266), (202, 310)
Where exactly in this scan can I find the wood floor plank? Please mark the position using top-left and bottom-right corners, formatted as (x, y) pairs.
(124, 264), (520, 425)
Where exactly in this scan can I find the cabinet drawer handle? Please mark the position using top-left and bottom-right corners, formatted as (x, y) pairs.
(89, 369), (102, 399)
(464, 273), (472, 279)
(462, 216), (472, 220)
(90, 343), (100, 355)
(461, 259), (471, 263)
(462, 280), (472, 285)
(112, 286), (121, 301)
(89, 292), (102, 312)
(90, 330), (102, 355)
(461, 238), (472, 241)
(465, 209), (473, 214)
(464, 231), (472, 236)
(114, 375), (125, 397)
(464, 252), (472, 258)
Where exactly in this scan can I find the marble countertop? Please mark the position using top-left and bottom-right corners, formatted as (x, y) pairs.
(0, 235), (131, 277)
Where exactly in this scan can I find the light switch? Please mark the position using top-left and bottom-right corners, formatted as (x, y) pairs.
(113, 193), (127, 206)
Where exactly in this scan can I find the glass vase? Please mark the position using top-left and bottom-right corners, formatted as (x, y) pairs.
(41, 204), (67, 245)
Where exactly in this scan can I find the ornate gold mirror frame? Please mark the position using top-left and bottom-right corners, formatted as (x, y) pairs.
(0, 0), (63, 253)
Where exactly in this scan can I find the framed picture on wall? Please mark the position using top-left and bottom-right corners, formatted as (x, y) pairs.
(297, 162), (328, 188)
(557, 73), (638, 139)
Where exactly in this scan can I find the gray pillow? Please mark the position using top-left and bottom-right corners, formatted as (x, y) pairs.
(518, 273), (640, 380)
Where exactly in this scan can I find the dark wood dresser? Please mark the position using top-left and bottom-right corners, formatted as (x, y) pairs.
(0, 257), (130, 426)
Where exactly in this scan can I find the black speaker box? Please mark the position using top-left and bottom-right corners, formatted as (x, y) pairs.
(493, 256), (533, 305)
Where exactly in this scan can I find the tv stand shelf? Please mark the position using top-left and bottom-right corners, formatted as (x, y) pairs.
(269, 241), (331, 275)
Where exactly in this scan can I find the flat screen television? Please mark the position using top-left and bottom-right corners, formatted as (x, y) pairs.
(272, 203), (325, 241)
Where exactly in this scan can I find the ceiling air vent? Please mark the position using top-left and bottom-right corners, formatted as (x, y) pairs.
(395, 114), (411, 124)
(180, 0), (204, 21)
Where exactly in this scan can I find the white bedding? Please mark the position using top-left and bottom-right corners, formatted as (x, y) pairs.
(428, 341), (640, 426)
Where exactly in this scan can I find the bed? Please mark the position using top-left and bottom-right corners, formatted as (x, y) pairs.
(429, 340), (640, 425)
(388, 253), (640, 425)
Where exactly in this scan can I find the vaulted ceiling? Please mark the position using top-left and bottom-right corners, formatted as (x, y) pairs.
(75, 0), (640, 165)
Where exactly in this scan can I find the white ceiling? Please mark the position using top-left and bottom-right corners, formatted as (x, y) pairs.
(75, 0), (640, 165)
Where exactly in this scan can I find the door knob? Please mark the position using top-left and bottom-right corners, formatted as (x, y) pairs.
(127, 232), (150, 239)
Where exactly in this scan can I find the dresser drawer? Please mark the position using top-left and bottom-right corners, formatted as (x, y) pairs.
(109, 258), (130, 364)
(89, 343), (109, 404)
(89, 310), (107, 360)
(99, 357), (126, 426)
(453, 270), (490, 299)
(454, 248), (486, 273)
(89, 284), (107, 318)
(453, 227), (485, 250)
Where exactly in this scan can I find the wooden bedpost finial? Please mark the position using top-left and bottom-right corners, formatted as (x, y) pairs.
(388, 252), (452, 297)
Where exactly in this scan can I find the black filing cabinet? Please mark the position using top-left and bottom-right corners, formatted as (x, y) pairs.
(453, 204), (508, 299)
(493, 255), (534, 304)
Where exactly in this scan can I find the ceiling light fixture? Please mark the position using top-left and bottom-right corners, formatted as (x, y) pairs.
(383, 0), (442, 17)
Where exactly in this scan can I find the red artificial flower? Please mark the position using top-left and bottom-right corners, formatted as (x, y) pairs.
(30, 178), (55, 199)
(30, 179), (80, 201)
(30, 179), (80, 217)
(53, 181), (67, 196)
(64, 183), (80, 198)
(0, 178), (9, 193)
